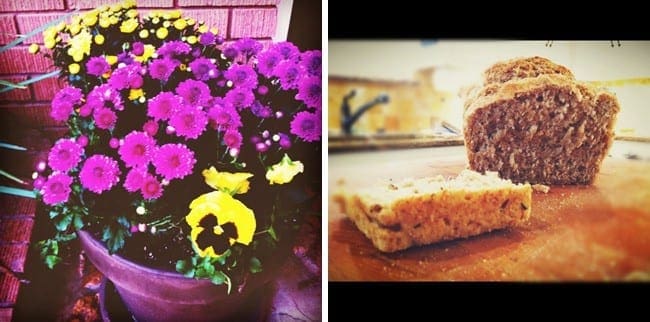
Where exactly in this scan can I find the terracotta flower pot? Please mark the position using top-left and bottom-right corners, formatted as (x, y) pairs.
(77, 230), (270, 322)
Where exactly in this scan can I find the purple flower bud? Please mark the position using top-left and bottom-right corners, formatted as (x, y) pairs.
(36, 161), (47, 172)
(257, 85), (268, 95)
(279, 133), (292, 149)
(77, 135), (89, 147)
(33, 177), (45, 190)
(255, 142), (268, 152)
(109, 138), (119, 149)
(132, 42), (145, 56)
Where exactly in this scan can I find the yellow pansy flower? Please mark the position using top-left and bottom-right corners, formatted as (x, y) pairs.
(68, 63), (80, 74)
(186, 191), (256, 258)
(94, 34), (105, 45)
(128, 88), (144, 100)
(156, 27), (168, 39)
(266, 154), (304, 185)
(173, 18), (187, 30)
(120, 18), (138, 33)
(28, 43), (39, 54)
(202, 166), (253, 195)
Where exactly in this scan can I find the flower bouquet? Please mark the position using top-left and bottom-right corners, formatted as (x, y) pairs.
(31, 0), (321, 303)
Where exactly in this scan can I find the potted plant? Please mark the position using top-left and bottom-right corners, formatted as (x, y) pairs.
(30, 0), (321, 320)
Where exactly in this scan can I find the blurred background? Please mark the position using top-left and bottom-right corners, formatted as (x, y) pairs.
(328, 40), (650, 151)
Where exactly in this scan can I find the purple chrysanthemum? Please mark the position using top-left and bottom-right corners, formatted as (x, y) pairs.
(157, 41), (191, 58)
(124, 167), (146, 192)
(272, 42), (300, 61)
(147, 92), (182, 121)
(41, 172), (72, 205)
(224, 87), (254, 110)
(300, 50), (321, 77)
(224, 64), (258, 89)
(118, 131), (156, 168)
(251, 101), (272, 119)
(274, 60), (303, 90)
(93, 108), (117, 130)
(152, 143), (196, 180)
(278, 132), (292, 149)
(290, 111), (321, 142)
(233, 38), (263, 57)
(48, 138), (84, 172)
(256, 49), (282, 77)
(176, 79), (211, 107)
(143, 119), (158, 136)
(199, 32), (215, 46)
(141, 173), (163, 199)
(222, 46), (238, 60)
(108, 63), (144, 90)
(168, 105), (208, 140)
(296, 76), (322, 109)
(51, 87), (83, 121)
(223, 129), (242, 150)
(79, 154), (121, 194)
(188, 57), (218, 81)
(207, 103), (241, 131)
(132, 42), (145, 56)
(149, 57), (178, 82)
(87, 84), (124, 111)
(86, 56), (110, 76)
(117, 52), (134, 65)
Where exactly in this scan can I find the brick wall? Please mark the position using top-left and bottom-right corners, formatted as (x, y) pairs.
(0, 1), (288, 319)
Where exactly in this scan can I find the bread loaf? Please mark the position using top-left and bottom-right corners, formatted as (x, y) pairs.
(463, 57), (620, 185)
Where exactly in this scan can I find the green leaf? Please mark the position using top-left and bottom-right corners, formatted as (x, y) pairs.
(0, 142), (27, 151)
(210, 271), (226, 285)
(72, 213), (84, 230)
(0, 186), (36, 198)
(45, 255), (61, 269)
(183, 268), (196, 278)
(0, 79), (27, 89)
(249, 257), (263, 274)
(268, 226), (278, 241)
(175, 260), (188, 273)
(56, 232), (77, 242)
(54, 214), (72, 231)
(49, 210), (59, 219)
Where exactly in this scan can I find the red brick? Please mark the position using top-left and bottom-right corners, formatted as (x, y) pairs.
(15, 13), (63, 44)
(0, 76), (31, 101)
(0, 103), (65, 127)
(181, 9), (229, 38)
(0, 244), (29, 273)
(67, 0), (173, 9)
(0, 308), (13, 321)
(0, 195), (37, 216)
(0, 0), (65, 12)
(0, 15), (17, 45)
(31, 75), (66, 101)
(178, 0), (279, 6)
(0, 218), (34, 243)
(0, 272), (19, 303)
(0, 46), (53, 74)
(230, 7), (277, 39)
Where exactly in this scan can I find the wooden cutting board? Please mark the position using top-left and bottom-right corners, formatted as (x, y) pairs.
(328, 149), (650, 281)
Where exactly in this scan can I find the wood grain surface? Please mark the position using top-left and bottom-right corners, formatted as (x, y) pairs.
(328, 145), (650, 281)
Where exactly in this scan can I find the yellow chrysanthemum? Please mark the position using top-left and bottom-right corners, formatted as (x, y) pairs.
(68, 23), (81, 35)
(162, 20), (171, 28)
(133, 44), (155, 63)
(170, 10), (181, 19)
(210, 27), (219, 35)
(128, 88), (144, 100)
(105, 55), (118, 65)
(110, 3), (122, 12)
(94, 34), (105, 45)
(186, 35), (197, 44)
(173, 18), (187, 30)
(120, 18), (138, 33)
(82, 10), (98, 26)
(186, 191), (256, 258)
(126, 9), (138, 18)
(68, 63), (80, 74)
(99, 17), (111, 28)
(202, 167), (253, 195)
(109, 16), (119, 25)
(123, 0), (136, 9)
(156, 27), (168, 39)
(138, 29), (149, 38)
(44, 37), (57, 49)
(67, 29), (92, 61)
(28, 43), (39, 54)
(151, 17), (160, 24)
(266, 154), (304, 185)
(187, 18), (196, 26)
(43, 26), (58, 39)
(198, 24), (208, 33)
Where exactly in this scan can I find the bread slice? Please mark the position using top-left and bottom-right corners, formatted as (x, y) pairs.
(333, 170), (532, 252)
(464, 57), (620, 185)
